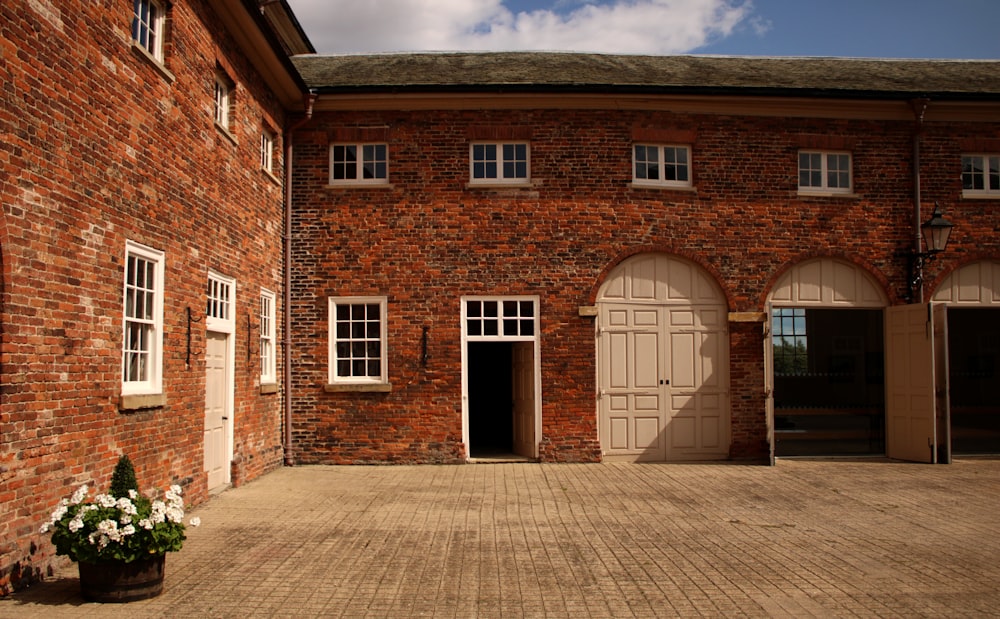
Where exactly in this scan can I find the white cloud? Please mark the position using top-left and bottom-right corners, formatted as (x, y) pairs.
(287, 0), (754, 55)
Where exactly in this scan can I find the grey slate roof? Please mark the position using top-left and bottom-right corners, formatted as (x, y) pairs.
(292, 52), (1000, 99)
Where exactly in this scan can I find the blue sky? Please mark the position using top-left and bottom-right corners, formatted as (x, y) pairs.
(286, 0), (1000, 58)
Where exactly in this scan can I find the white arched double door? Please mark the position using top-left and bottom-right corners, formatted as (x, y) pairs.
(597, 254), (729, 461)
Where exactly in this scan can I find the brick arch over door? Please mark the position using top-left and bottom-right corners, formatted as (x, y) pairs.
(596, 253), (730, 461)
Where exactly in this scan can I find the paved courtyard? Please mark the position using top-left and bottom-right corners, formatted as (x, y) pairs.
(3, 459), (1000, 618)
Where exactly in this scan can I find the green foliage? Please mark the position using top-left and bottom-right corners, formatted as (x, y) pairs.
(109, 454), (139, 499)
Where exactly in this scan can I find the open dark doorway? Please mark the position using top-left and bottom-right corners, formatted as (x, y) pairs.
(773, 308), (885, 456)
(468, 342), (514, 457)
(948, 308), (1000, 455)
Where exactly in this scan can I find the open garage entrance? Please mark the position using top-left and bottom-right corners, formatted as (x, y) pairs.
(929, 260), (1000, 458)
(767, 258), (889, 459)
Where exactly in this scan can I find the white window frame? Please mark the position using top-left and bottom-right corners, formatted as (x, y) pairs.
(462, 296), (538, 341)
(798, 150), (852, 194)
(962, 154), (1000, 197)
(260, 129), (275, 174)
(132, 0), (165, 62)
(329, 143), (388, 185)
(469, 142), (530, 184)
(260, 289), (276, 384)
(214, 72), (233, 131)
(328, 297), (388, 384)
(122, 241), (165, 396)
(206, 271), (236, 334)
(632, 144), (692, 188)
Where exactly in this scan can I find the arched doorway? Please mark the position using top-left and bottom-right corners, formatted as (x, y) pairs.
(932, 260), (1000, 455)
(596, 253), (729, 461)
(767, 258), (889, 457)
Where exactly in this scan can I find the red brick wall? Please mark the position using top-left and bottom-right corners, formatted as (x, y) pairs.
(0, 0), (289, 593)
(289, 106), (1000, 464)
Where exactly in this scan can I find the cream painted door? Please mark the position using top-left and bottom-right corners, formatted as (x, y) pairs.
(666, 307), (727, 457)
(205, 331), (229, 490)
(600, 304), (666, 460)
(599, 303), (727, 461)
(885, 305), (936, 462)
(512, 342), (535, 458)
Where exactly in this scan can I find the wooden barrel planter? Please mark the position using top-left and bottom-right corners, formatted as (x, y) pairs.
(78, 555), (166, 602)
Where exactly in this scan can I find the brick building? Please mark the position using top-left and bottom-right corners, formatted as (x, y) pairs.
(288, 53), (1000, 466)
(0, 0), (311, 592)
(3, 2), (1000, 597)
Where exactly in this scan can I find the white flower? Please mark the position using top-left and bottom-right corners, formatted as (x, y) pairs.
(169, 484), (182, 496)
(68, 516), (85, 533)
(70, 485), (89, 505)
(49, 504), (68, 523)
(116, 497), (138, 515)
(189, 517), (201, 527)
(39, 523), (50, 534)
(95, 494), (117, 508)
(128, 489), (138, 500)
(121, 524), (136, 536)
(166, 506), (184, 524)
(138, 518), (153, 531)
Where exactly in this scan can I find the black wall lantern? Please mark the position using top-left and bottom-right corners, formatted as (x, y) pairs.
(907, 203), (954, 302)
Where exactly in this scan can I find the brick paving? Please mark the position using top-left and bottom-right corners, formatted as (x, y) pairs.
(4, 459), (1000, 618)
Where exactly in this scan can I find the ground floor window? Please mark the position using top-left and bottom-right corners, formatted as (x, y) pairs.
(773, 308), (884, 456)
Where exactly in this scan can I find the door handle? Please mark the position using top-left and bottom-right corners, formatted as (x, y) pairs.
(660, 379), (669, 385)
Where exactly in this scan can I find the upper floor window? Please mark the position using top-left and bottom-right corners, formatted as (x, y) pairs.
(261, 129), (275, 174)
(470, 142), (529, 184)
(329, 297), (387, 384)
(330, 144), (388, 184)
(132, 0), (165, 62)
(799, 151), (852, 194)
(214, 71), (234, 132)
(633, 144), (691, 187)
(122, 241), (165, 395)
(260, 290), (276, 384)
(962, 154), (1000, 196)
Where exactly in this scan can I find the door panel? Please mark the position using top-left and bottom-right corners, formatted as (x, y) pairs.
(932, 304), (950, 463)
(885, 305), (935, 462)
(512, 342), (535, 458)
(600, 303), (665, 460)
(204, 331), (229, 490)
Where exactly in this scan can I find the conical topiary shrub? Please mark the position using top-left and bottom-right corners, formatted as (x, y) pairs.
(109, 454), (139, 499)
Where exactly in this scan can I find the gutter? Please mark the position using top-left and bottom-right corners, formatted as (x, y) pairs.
(283, 91), (317, 466)
(910, 98), (930, 302)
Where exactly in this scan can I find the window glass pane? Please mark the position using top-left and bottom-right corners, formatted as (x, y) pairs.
(483, 320), (499, 337)
(503, 300), (518, 317)
(521, 319), (534, 336)
(503, 319), (518, 336)
(483, 301), (498, 317)
(990, 156), (1000, 190)
(467, 301), (481, 318)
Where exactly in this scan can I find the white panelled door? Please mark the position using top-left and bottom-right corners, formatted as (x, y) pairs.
(598, 254), (729, 461)
(204, 331), (230, 490)
(511, 341), (536, 458)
